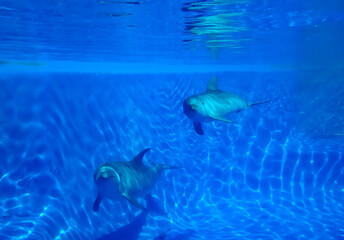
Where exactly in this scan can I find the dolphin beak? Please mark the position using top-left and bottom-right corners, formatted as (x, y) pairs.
(183, 101), (193, 114)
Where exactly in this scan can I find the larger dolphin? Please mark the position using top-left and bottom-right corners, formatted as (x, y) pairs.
(183, 77), (269, 135)
(93, 148), (179, 211)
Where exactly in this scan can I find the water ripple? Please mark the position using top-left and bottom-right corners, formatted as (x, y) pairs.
(0, 72), (343, 239)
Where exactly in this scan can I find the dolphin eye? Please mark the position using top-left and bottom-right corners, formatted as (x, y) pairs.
(202, 102), (204, 105)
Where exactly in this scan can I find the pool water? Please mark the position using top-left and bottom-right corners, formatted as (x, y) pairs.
(1, 0), (344, 239)
(0, 69), (343, 240)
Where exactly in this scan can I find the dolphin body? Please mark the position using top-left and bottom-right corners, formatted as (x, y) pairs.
(183, 77), (269, 135)
(93, 148), (178, 211)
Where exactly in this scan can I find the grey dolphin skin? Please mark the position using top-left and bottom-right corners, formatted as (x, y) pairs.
(183, 77), (269, 135)
(93, 148), (179, 211)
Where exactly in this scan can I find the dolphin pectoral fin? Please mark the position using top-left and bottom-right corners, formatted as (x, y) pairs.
(193, 122), (204, 135)
(207, 76), (218, 91)
(119, 184), (146, 210)
(122, 192), (146, 210)
(93, 193), (103, 212)
(209, 115), (234, 124)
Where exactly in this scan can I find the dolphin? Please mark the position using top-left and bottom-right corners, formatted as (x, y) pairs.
(183, 77), (269, 135)
(93, 148), (179, 211)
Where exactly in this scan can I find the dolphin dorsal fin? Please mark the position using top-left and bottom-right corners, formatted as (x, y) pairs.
(207, 77), (218, 91)
(132, 148), (151, 165)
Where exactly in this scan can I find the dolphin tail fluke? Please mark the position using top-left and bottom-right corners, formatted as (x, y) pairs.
(93, 193), (103, 212)
(193, 122), (204, 135)
(159, 164), (183, 170)
(250, 100), (270, 107)
(155, 163), (183, 175)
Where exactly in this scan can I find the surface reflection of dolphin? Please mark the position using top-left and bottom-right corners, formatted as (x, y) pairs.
(96, 195), (164, 240)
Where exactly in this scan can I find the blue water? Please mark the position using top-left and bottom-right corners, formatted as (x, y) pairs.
(1, 70), (343, 240)
(1, 0), (344, 240)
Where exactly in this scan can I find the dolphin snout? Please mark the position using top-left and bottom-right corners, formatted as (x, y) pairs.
(183, 100), (193, 116)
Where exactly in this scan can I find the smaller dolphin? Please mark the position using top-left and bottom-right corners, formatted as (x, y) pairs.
(93, 148), (179, 211)
(183, 77), (269, 135)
